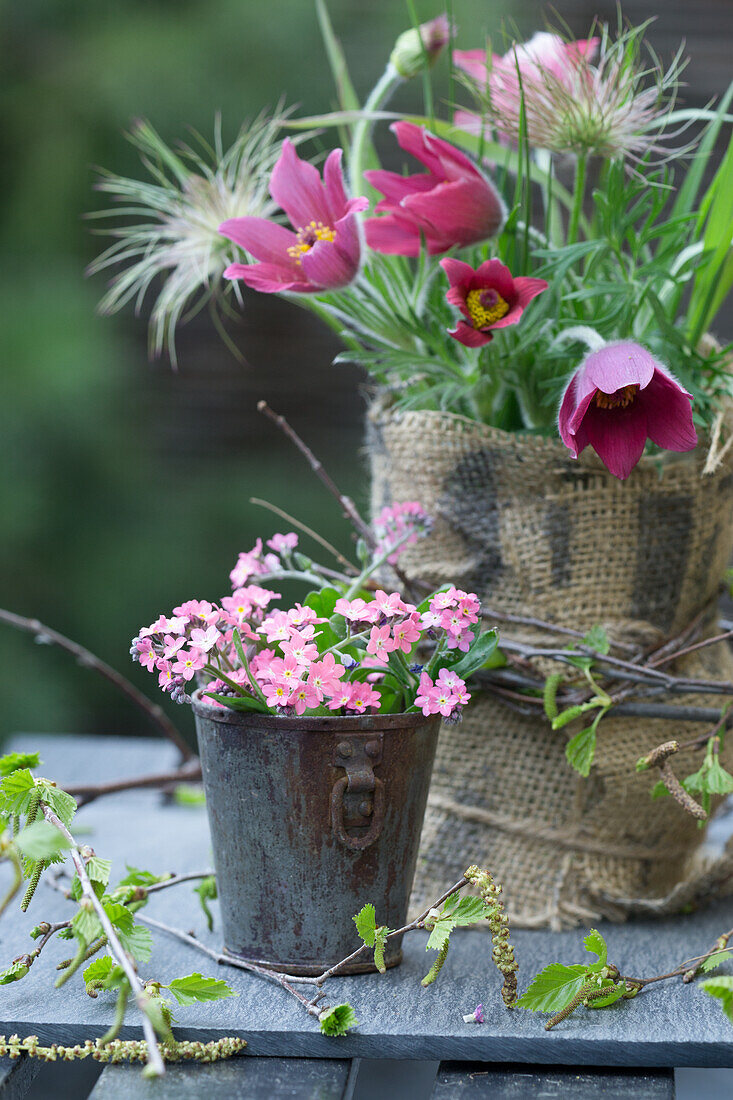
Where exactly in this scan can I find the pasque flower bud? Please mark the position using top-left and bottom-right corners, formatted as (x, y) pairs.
(390, 14), (451, 79)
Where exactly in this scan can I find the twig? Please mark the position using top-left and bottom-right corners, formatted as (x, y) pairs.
(257, 402), (375, 548)
(249, 497), (358, 575)
(649, 630), (733, 669)
(65, 760), (202, 808)
(136, 914), (321, 1017)
(0, 609), (193, 762)
(481, 607), (638, 652)
(142, 870), (215, 896)
(40, 802), (166, 1078)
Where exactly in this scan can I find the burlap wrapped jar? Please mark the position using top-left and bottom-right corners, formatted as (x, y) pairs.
(367, 400), (733, 929)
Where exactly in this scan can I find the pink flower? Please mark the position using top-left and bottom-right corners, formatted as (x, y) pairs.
(374, 590), (409, 618)
(172, 648), (206, 682)
(173, 599), (219, 625)
(264, 680), (290, 709)
(364, 122), (505, 256)
(558, 341), (698, 481)
(392, 615), (422, 654)
(327, 688), (353, 712)
(189, 626), (220, 653)
(454, 34), (599, 143)
(281, 631), (318, 668)
(136, 639), (159, 671)
(219, 140), (368, 293)
(308, 654), (345, 701)
(440, 258), (547, 348)
(366, 624), (395, 664)
(162, 634), (186, 660)
(345, 682), (381, 713)
(372, 501), (431, 563)
(157, 662), (174, 690)
(415, 672), (436, 716)
(334, 597), (380, 623)
(140, 614), (187, 638)
(267, 532), (298, 553)
(287, 604), (325, 628)
(265, 655), (301, 688)
(258, 611), (292, 643)
(288, 680), (320, 716)
(229, 541), (265, 588)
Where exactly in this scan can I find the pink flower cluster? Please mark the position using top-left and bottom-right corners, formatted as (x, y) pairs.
(372, 501), (431, 564)
(133, 531), (483, 722)
(416, 667), (471, 719)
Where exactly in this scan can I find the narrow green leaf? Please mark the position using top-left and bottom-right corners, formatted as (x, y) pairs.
(315, 0), (361, 113)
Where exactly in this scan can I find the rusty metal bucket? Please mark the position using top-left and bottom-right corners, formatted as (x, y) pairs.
(192, 693), (440, 974)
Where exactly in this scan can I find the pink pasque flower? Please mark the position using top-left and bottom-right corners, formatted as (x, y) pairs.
(219, 140), (368, 293)
(172, 648), (206, 682)
(453, 34), (599, 142)
(267, 532), (298, 553)
(392, 614), (422, 654)
(367, 624), (396, 664)
(441, 258), (547, 348)
(334, 597), (380, 624)
(558, 341), (698, 481)
(345, 682), (381, 713)
(364, 122), (505, 256)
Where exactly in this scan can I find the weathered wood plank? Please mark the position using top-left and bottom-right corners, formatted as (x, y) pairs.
(0, 736), (732, 1067)
(431, 1062), (675, 1098)
(0, 1055), (40, 1099)
(89, 1057), (354, 1099)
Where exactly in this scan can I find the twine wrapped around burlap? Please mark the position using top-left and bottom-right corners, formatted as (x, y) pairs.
(367, 401), (733, 929)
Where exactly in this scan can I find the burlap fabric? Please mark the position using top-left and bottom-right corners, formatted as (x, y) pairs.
(367, 402), (733, 929)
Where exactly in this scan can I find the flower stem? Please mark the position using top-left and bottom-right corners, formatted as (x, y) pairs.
(568, 153), (588, 246)
(349, 64), (403, 197)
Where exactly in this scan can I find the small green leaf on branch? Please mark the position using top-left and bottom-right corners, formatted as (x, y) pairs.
(319, 1003), (358, 1036)
(15, 821), (70, 861)
(0, 753), (40, 777)
(354, 903), (377, 946)
(195, 876), (218, 932)
(166, 973), (238, 1006)
(701, 976), (733, 1023)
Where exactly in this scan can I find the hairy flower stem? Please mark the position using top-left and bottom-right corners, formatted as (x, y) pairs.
(465, 865), (518, 1007)
(20, 861), (46, 913)
(545, 982), (616, 1030)
(568, 154), (588, 246)
(0, 1034), (247, 1064)
(349, 64), (403, 197)
(421, 940), (450, 987)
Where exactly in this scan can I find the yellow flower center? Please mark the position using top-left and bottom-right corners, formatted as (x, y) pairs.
(287, 221), (336, 264)
(594, 384), (639, 410)
(466, 287), (510, 329)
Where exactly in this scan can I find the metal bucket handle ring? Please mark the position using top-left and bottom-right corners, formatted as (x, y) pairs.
(331, 776), (385, 850)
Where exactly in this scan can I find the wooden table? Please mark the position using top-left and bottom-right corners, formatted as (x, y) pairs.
(1, 734), (732, 1098)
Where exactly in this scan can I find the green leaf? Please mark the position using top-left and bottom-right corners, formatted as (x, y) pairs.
(566, 724), (597, 777)
(701, 950), (733, 973)
(701, 976), (733, 1023)
(353, 903), (377, 947)
(167, 972), (238, 1006)
(86, 857), (112, 888)
(83, 956), (125, 992)
(72, 907), (102, 944)
(118, 866), (167, 888)
(583, 625), (610, 655)
(102, 902), (134, 933)
(650, 780), (670, 800)
(516, 963), (589, 1013)
(304, 587), (341, 620)
(117, 923), (152, 963)
(0, 960), (30, 985)
(319, 1003), (358, 1037)
(202, 692), (268, 713)
(446, 630), (499, 680)
(0, 769), (36, 816)
(583, 929), (608, 971)
(195, 876), (217, 932)
(37, 783), (76, 827)
(426, 918), (455, 952)
(587, 981), (627, 1009)
(15, 821), (70, 861)
(0, 752), (40, 777)
(173, 785), (206, 806)
(706, 760), (733, 795)
(444, 895), (495, 927)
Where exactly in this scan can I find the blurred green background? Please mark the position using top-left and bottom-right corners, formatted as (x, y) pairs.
(1, 0), (731, 750)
